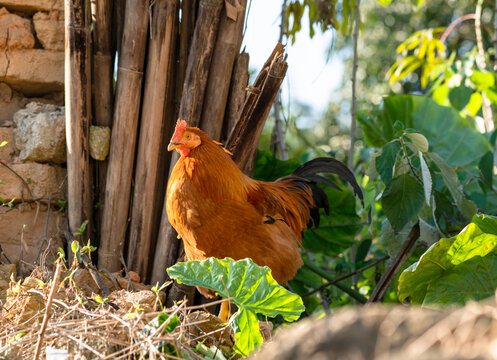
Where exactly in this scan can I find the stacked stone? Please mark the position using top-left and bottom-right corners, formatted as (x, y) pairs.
(0, 0), (65, 265)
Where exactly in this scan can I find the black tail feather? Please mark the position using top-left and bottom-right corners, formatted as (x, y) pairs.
(293, 157), (364, 206)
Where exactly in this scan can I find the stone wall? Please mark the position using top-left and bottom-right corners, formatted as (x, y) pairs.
(0, 0), (65, 266)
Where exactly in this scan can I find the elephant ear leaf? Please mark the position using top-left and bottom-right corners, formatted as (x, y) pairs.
(167, 257), (305, 356)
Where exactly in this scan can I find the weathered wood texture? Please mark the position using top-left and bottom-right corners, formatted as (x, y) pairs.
(112, 0), (126, 56)
(98, 0), (149, 271)
(177, 0), (223, 126)
(91, 0), (114, 239)
(224, 51), (249, 140)
(227, 43), (288, 174)
(127, 0), (179, 281)
(151, 0), (224, 285)
(176, 0), (197, 110)
(64, 0), (93, 240)
(200, 0), (246, 140)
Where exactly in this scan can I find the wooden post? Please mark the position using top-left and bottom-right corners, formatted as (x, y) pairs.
(200, 0), (246, 140)
(177, 0), (224, 126)
(91, 0), (114, 239)
(150, 0), (224, 285)
(224, 51), (249, 140)
(98, 0), (149, 271)
(64, 0), (93, 242)
(176, 0), (198, 109)
(127, 0), (179, 281)
(227, 44), (288, 174)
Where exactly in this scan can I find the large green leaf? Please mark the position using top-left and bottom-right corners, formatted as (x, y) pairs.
(398, 215), (497, 305)
(423, 255), (497, 304)
(376, 141), (400, 184)
(302, 186), (361, 255)
(448, 85), (472, 111)
(471, 213), (497, 235)
(381, 173), (425, 232)
(167, 257), (305, 356)
(360, 95), (490, 167)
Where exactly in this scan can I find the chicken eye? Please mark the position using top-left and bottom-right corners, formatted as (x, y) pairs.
(185, 134), (191, 140)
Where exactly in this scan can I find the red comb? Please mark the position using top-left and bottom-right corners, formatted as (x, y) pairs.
(172, 119), (187, 139)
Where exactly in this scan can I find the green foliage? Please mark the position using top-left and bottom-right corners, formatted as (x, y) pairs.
(286, 0), (338, 43)
(398, 214), (497, 305)
(253, 150), (300, 181)
(387, 28), (446, 88)
(167, 258), (305, 356)
(302, 186), (362, 255)
(358, 95), (491, 167)
(381, 173), (424, 231)
(376, 141), (400, 184)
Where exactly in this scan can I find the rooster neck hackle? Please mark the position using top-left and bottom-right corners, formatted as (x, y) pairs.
(174, 130), (252, 201)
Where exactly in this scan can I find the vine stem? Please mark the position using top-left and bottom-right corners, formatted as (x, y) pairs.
(301, 255), (389, 297)
(302, 257), (367, 304)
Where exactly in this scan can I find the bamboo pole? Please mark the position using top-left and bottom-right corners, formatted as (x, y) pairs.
(200, 0), (246, 140)
(127, 0), (179, 281)
(113, 0), (126, 56)
(176, 0), (198, 110)
(98, 0), (149, 271)
(151, 0), (224, 285)
(270, 0), (288, 160)
(91, 0), (114, 240)
(224, 51), (249, 139)
(227, 43), (288, 174)
(64, 0), (93, 242)
(177, 0), (224, 126)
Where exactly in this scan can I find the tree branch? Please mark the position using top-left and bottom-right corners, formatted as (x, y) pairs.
(368, 222), (420, 303)
(302, 257), (367, 304)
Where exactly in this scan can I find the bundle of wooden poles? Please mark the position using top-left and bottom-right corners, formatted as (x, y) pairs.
(64, 0), (288, 301)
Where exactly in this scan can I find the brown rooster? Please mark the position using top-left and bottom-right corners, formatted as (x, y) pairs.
(166, 119), (363, 320)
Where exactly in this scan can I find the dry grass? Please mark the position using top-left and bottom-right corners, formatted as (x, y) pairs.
(0, 264), (236, 360)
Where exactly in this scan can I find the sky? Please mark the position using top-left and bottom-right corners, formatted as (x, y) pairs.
(241, 1), (344, 123)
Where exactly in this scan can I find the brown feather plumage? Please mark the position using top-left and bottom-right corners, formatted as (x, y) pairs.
(166, 121), (362, 288)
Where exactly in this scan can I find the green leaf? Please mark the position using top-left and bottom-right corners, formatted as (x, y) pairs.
(428, 152), (477, 219)
(380, 219), (403, 257)
(302, 186), (361, 256)
(405, 133), (429, 153)
(381, 174), (425, 232)
(399, 219), (497, 305)
(0, 141), (7, 148)
(71, 240), (80, 254)
(478, 151), (493, 186)
(448, 85), (472, 111)
(423, 255), (497, 304)
(233, 309), (263, 357)
(365, 96), (490, 167)
(376, 141), (400, 184)
(419, 153), (432, 206)
(253, 150), (301, 182)
(157, 313), (179, 333)
(470, 71), (495, 90)
(472, 213), (497, 235)
(465, 92), (482, 116)
(377, 0), (393, 5)
(167, 257), (305, 356)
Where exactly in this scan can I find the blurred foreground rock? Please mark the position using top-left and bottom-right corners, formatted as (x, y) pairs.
(255, 302), (497, 360)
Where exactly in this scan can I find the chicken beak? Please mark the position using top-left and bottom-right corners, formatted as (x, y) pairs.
(168, 142), (183, 151)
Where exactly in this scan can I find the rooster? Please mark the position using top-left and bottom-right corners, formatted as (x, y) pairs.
(166, 119), (363, 320)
